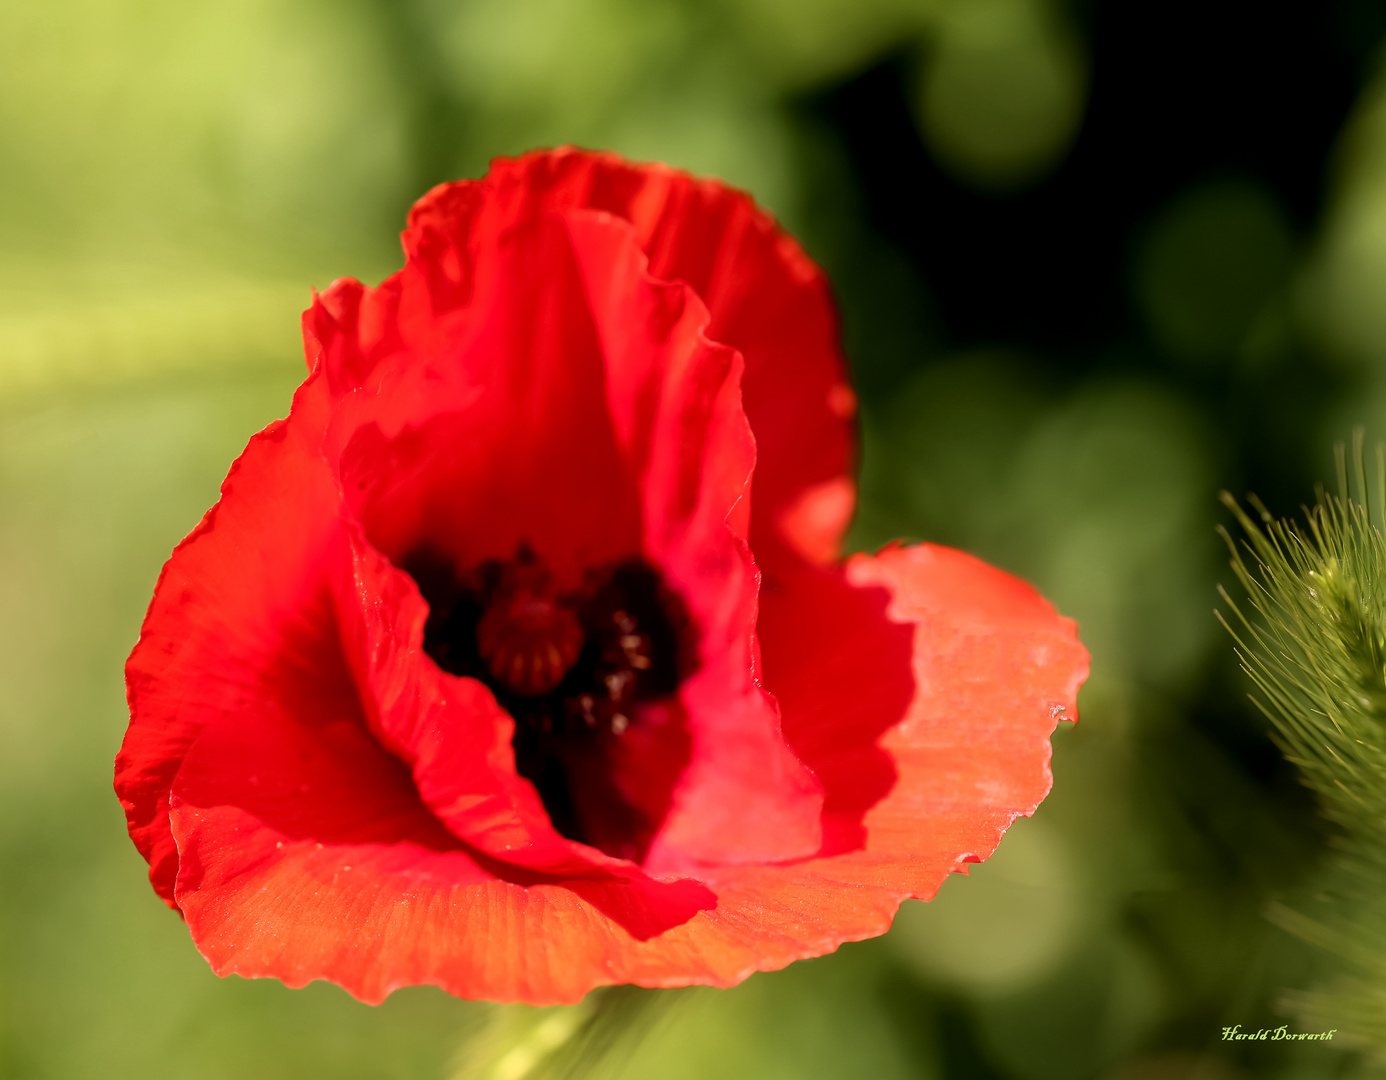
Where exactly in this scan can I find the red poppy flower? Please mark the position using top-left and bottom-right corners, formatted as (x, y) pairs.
(115, 148), (1089, 1005)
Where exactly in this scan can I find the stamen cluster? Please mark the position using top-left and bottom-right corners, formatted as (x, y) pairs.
(417, 546), (689, 847)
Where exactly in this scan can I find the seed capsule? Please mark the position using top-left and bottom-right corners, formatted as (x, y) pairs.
(475, 594), (584, 696)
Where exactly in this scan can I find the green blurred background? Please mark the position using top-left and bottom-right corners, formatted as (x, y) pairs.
(3, 0), (1386, 1077)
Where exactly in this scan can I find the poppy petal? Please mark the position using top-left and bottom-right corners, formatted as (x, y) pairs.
(592, 541), (1087, 993)
(116, 376), (341, 907)
(405, 149), (857, 568)
(563, 209), (824, 866)
(168, 681), (714, 1003)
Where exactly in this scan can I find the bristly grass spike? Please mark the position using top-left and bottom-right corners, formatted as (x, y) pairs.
(1219, 428), (1386, 1055)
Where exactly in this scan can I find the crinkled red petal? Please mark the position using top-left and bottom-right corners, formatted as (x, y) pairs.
(167, 651), (715, 1005)
(359, 147), (857, 569)
(116, 376), (341, 908)
(165, 539), (1084, 1004)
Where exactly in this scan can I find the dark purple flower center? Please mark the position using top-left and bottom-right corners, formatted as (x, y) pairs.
(407, 545), (693, 858)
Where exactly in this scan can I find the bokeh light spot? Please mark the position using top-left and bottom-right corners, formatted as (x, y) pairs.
(890, 817), (1080, 996)
(1132, 179), (1296, 365)
(914, 0), (1088, 192)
